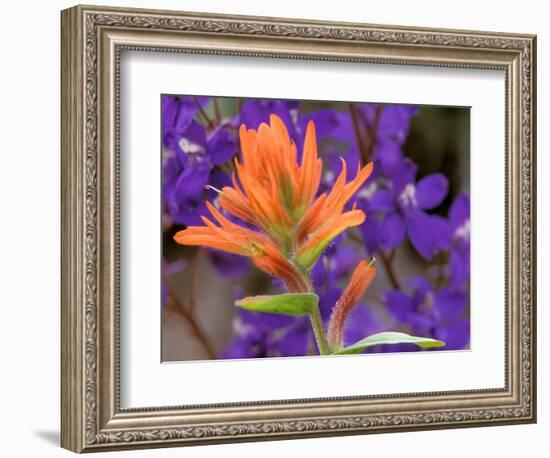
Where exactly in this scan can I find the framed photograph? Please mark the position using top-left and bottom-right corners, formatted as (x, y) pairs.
(61, 4), (537, 453)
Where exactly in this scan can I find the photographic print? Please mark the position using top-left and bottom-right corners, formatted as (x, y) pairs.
(161, 96), (470, 362)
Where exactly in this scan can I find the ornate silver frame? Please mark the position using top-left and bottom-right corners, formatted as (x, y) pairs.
(61, 4), (537, 453)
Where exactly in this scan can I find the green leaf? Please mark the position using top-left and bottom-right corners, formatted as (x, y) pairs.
(235, 293), (319, 317)
(332, 331), (445, 355)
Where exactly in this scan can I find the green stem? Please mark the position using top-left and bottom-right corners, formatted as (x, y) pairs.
(295, 270), (330, 355)
(309, 304), (330, 355)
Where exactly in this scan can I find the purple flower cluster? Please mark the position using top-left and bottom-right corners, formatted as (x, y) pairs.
(162, 96), (248, 278)
(161, 96), (470, 357)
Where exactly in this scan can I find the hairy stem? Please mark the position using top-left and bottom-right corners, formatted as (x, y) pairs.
(299, 273), (330, 355)
(309, 304), (330, 356)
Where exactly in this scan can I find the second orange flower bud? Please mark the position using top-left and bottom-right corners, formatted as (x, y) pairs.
(327, 260), (377, 351)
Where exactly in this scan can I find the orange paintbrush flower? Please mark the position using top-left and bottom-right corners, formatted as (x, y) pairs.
(327, 260), (377, 350)
(174, 113), (373, 292)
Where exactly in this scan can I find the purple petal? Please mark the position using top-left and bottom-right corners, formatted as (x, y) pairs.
(416, 173), (449, 210)
(369, 189), (395, 212)
(162, 154), (185, 203)
(450, 248), (470, 289)
(407, 312), (436, 335)
(385, 290), (415, 322)
(174, 161), (210, 199)
(374, 139), (403, 176)
(407, 211), (451, 260)
(377, 105), (418, 143)
(162, 97), (179, 142)
(179, 120), (207, 152)
(162, 96), (210, 150)
(331, 111), (355, 142)
(173, 100), (196, 132)
(449, 193), (470, 229)
(434, 319), (470, 350)
(360, 214), (380, 254)
(434, 289), (467, 320)
(176, 96), (209, 131)
(279, 324), (310, 357)
(379, 212), (406, 250)
(168, 162), (211, 225)
(408, 276), (433, 300)
(390, 158), (417, 192)
(239, 99), (265, 129)
(431, 214), (453, 250)
(207, 128), (236, 165)
(300, 109), (340, 139)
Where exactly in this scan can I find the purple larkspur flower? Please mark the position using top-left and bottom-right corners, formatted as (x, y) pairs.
(162, 104), (237, 226)
(385, 277), (469, 350)
(162, 96), (251, 278)
(360, 158), (451, 259)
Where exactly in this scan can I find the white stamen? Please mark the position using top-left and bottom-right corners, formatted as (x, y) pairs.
(232, 318), (252, 337)
(178, 137), (204, 154)
(398, 183), (417, 208)
(454, 219), (470, 242)
(357, 181), (378, 199)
